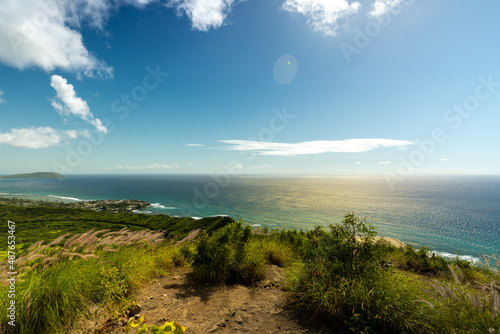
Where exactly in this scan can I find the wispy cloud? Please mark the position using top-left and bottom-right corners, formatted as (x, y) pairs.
(440, 158), (448, 162)
(108, 163), (180, 170)
(0, 90), (4, 104)
(50, 75), (107, 134)
(0, 126), (86, 149)
(218, 138), (414, 156)
(282, 0), (361, 36)
(250, 163), (273, 169)
(378, 160), (391, 164)
(166, 0), (243, 31)
(185, 143), (205, 147)
(368, 0), (406, 18)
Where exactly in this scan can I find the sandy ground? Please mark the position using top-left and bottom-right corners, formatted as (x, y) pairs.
(73, 265), (333, 334)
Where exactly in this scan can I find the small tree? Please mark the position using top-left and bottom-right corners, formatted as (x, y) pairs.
(329, 213), (379, 279)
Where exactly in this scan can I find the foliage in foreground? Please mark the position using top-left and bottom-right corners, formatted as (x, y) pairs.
(1, 206), (499, 334)
(0, 229), (192, 334)
(292, 214), (429, 333)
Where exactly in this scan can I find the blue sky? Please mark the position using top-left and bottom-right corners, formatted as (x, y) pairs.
(0, 0), (499, 176)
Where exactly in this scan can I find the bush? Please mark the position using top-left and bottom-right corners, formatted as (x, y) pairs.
(191, 222), (266, 285)
(293, 214), (428, 333)
(396, 245), (448, 274)
(258, 238), (295, 268)
(296, 269), (429, 333)
(154, 244), (195, 275)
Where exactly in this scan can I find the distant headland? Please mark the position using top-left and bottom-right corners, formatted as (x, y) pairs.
(0, 172), (64, 180)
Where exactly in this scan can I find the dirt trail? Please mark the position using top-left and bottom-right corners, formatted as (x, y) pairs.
(75, 265), (331, 334)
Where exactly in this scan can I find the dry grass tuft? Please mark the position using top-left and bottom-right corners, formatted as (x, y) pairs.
(0, 228), (164, 283)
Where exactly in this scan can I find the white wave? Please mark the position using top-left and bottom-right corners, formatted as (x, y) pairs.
(136, 210), (154, 214)
(48, 195), (81, 201)
(432, 251), (481, 264)
(150, 203), (176, 210)
(191, 217), (203, 220)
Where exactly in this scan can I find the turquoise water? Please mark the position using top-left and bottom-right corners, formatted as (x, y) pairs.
(1, 174), (499, 260)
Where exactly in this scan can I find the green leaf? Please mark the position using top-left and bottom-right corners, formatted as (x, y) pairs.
(129, 315), (145, 328)
(138, 324), (148, 334)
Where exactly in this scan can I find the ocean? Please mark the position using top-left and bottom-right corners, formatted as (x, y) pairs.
(1, 174), (499, 261)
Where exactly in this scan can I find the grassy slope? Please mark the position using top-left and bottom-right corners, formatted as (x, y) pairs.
(0, 204), (234, 254)
(0, 204), (498, 334)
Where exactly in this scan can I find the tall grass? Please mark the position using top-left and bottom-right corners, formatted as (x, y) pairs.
(191, 222), (266, 285)
(415, 265), (500, 333)
(0, 229), (188, 334)
(191, 222), (297, 286)
(292, 214), (429, 333)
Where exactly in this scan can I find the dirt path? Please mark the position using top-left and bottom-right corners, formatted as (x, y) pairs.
(76, 265), (331, 334)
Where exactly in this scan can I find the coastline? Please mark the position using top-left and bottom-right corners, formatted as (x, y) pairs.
(0, 185), (492, 263)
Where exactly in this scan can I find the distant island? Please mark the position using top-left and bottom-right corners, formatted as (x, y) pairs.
(0, 172), (64, 180)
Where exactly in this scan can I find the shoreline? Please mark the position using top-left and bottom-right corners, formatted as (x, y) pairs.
(0, 194), (488, 263)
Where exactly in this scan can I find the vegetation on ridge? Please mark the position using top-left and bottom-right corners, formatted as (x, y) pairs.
(0, 201), (498, 334)
(0, 172), (64, 180)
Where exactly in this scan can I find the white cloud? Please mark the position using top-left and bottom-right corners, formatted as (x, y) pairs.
(282, 0), (361, 36)
(0, 90), (4, 104)
(440, 158), (448, 162)
(250, 164), (273, 169)
(186, 143), (205, 147)
(218, 138), (414, 156)
(368, 0), (405, 18)
(378, 160), (391, 164)
(0, 0), (114, 78)
(50, 75), (107, 133)
(0, 126), (85, 149)
(109, 163), (180, 170)
(166, 0), (242, 31)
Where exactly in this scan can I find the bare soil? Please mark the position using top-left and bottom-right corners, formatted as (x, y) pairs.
(73, 265), (333, 334)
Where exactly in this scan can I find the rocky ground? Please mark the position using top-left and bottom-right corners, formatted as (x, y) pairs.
(74, 266), (333, 334)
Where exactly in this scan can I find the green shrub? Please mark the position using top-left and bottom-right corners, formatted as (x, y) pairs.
(396, 245), (448, 274)
(154, 243), (195, 274)
(191, 222), (266, 285)
(295, 268), (429, 333)
(258, 238), (295, 268)
(293, 214), (429, 333)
